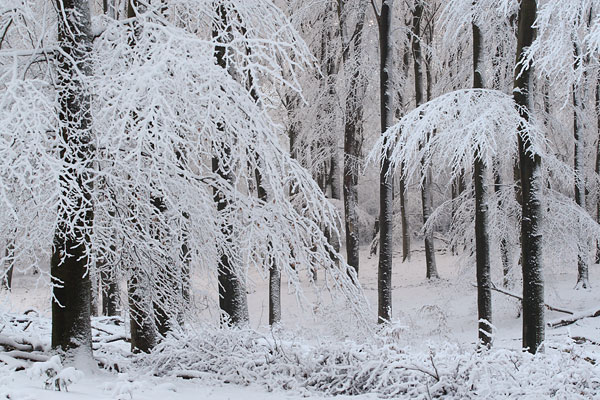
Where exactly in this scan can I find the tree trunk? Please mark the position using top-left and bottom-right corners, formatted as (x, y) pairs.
(340, 0), (367, 277)
(514, 0), (544, 354)
(212, 5), (249, 325)
(100, 260), (118, 316)
(376, 0), (395, 323)
(472, 16), (492, 346)
(412, 0), (438, 279)
(573, 82), (589, 288)
(3, 241), (14, 291)
(399, 175), (410, 262)
(493, 162), (511, 288)
(596, 80), (600, 264)
(128, 271), (156, 353)
(51, 0), (94, 354)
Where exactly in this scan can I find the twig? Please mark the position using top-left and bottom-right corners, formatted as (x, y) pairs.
(471, 283), (574, 315)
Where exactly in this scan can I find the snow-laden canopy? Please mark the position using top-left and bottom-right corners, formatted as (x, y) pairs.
(369, 88), (545, 185)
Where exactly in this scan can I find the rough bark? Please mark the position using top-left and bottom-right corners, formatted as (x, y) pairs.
(339, 0), (367, 277)
(375, 0), (395, 323)
(51, 0), (94, 354)
(412, 0), (438, 280)
(514, 0), (544, 354)
(472, 17), (492, 346)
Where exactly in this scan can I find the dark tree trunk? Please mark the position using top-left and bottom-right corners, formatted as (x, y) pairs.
(514, 0), (544, 354)
(494, 162), (511, 288)
(51, 0), (94, 354)
(100, 262), (118, 316)
(128, 272), (156, 353)
(596, 80), (600, 264)
(212, 5), (249, 325)
(340, 0), (367, 277)
(375, 0), (395, 323)
(123, 0), (158, 353)
(472, 17), (492, 346)
(3, 241), (14, 291)
(412, 0), (438, 279)
(399, 176), (410, 262)
(573, 42), (589, 289)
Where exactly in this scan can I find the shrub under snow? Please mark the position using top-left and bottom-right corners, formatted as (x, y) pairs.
(142, 325), (600, 399)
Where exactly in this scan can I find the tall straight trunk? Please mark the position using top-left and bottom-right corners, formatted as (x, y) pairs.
(493, 162), (511, 287)
(399, 176), (410, 261)
(573, 42), (589, 288)
(573, 83), (589, 288)
(596, 80), (600, 264)
(412, 0), (438, 279)
(376, 0), (394, 323)
(213, 5), (248, 325)
(340, 0), (367, 276)
(472, 16), (492, 346)
(514, 0), (544, 354)
(51, 0), (94, 353)
(396, 40), (411, 263)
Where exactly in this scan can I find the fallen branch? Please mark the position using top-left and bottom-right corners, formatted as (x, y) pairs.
(0, 335), (33, 352)
(471, 283), (574, 315)
(93, 333), (130, 344)
(547, 309), (600, 328)
(3, 350), (49, 362)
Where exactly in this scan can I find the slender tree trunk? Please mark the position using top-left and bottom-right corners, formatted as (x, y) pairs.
(574, 82), (589, 288)
(376, 0), (394, 323)
(596, 80), (600, 264)
(573, 41), (589, 288)
(3, 241), (14, 291)
(51, 0), (94, 354)
(399, 176), (410, 261)
(412, 0), (438, 279)
(472, 16), (492, 346)
(340, 0), (367, 277)
(514, 0), (544, 354)
(493, 162), (511, 288)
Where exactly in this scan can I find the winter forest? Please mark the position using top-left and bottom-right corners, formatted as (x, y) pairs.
(1, 0), (600, 398)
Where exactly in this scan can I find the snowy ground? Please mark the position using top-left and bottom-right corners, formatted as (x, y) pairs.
(2, 242), (600, 399)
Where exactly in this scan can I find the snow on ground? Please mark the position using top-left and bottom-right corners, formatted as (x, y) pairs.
(2, 242), (600, 399)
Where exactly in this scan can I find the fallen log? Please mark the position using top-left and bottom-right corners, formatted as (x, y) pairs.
(471, 283), (574, 315)
(547, 308), (600, 328)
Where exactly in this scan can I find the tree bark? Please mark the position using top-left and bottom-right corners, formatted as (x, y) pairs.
(339, 0), (367, 277)
(3, 241), (14, 291)
(376, 0), (395, 323)
(213, 5), (249, 326)
(412, 0), (438, 279)
(51, 0), (94, 354)
(472, 16), (492, 346)
(573, 79), (589, 289)
(596, 80), (600, 264)
(514, 0), (544, 354)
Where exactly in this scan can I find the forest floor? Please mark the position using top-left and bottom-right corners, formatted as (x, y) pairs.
(2, 241), (600, 399)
